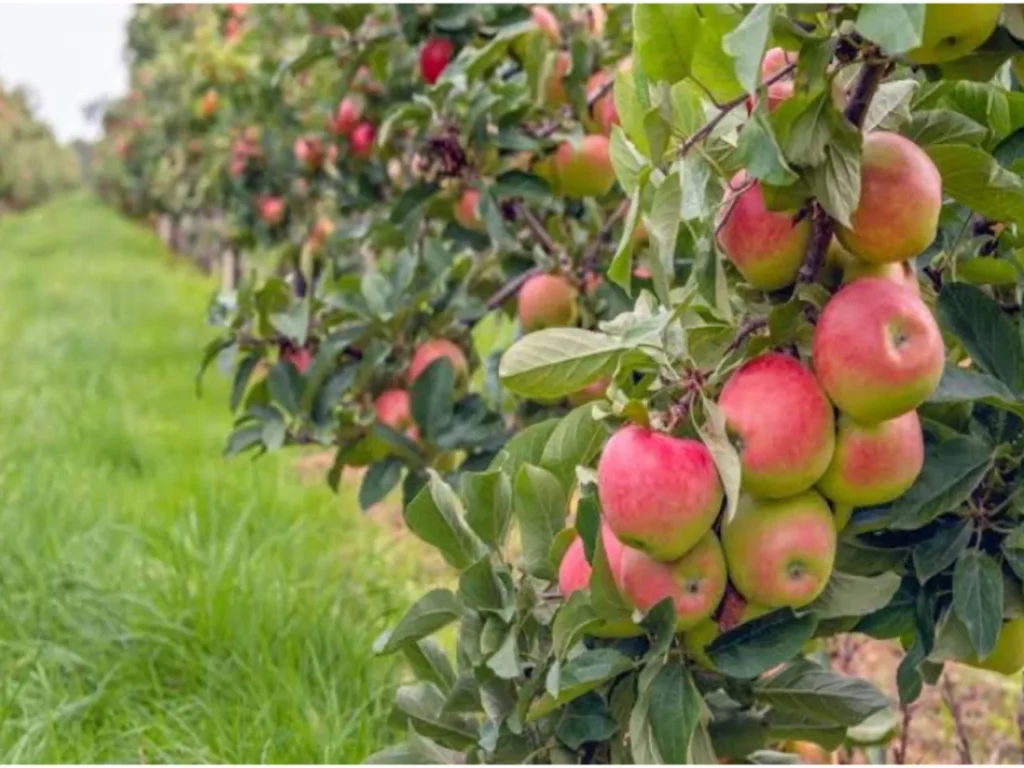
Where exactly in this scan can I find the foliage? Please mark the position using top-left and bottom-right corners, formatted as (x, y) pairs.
(95, 3), (1024, 764)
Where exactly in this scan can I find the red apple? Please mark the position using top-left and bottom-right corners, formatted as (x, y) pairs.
(374, 388), (419, 441)
(419, 37), (454, 85)
(452, 189), (483, 231)
(407, 339), (469, 385)
(551, 135), (616, 198)
(350, 122), (376, 158)
(517, 274), (579, 332)
(331, 97), (362, 136)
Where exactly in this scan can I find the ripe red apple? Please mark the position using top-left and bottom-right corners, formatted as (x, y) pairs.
(452, 189), (483, 232)
(716, 172), (811, 290)
(294, 136), (324, 170)
(283, 346), (312, 374)
(618, 531), (727, 630)
(552, 135), (616, 198)
(817, 410), (924, 507)
(529, 5), (560, 43)
(419, 37), (454, 85)
(374, 388), (419, 441)
(586, 71), (618, 135)
(350, 122), (376, 159)
(761, 47), (797, 78)
(407, 339), (469, 385)
(812, 278), (944, 423)
(746, 80), (795, 115)
(558, 525), (640, 638)
(518, 274), (579, 332)
(719, 353), (835, 499)
(835, 132), (941, 264)
(721, 490), (837, 609)
(224, 16), (242, 41)
(258, 196), (285, 226)
(331, 97), (362, 137)
(597, 425), (724, 562)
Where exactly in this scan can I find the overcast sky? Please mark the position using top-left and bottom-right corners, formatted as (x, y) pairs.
(0, 4), (131, 142)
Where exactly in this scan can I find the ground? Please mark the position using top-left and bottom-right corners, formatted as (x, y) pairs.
(0, 195), (419, 763)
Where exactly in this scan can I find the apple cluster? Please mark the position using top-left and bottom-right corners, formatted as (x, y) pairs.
(555, 43), (960, 669)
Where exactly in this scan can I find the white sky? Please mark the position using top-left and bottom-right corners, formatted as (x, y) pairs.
(0, 3), (131, 142)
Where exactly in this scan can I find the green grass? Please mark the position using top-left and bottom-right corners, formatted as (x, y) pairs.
(0, 195), (416, 762)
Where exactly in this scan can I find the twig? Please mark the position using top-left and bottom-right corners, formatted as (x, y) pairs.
(678, 62), (797, 157)
(579, 198), (630, 279)
(724, 317), (768, 355)
(941, 673), (973, 764)
(516, 203), (559, 256)
(533, 69), (622, 140)
(485, 266), (542, 310)
(796, 55), (889, 284)
(892, 702), (914, 764)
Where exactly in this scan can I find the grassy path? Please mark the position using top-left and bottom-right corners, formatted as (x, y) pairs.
(0, 196), (414, 762)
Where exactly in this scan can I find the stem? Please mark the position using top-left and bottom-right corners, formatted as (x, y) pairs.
(892, 702), (914, 764)
(486, 266), (541, 311)
(579, 198), (630, 279)
(941, 673), (973, 764)
(516, 203), (559, 256)
(724, 317), (768, 355)
(796, 55), (889, 283)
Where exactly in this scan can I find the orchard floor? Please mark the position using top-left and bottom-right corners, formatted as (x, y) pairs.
(0, 195), (419, 762)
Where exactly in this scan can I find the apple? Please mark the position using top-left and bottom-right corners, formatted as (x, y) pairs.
(551, 135), (616, 198)
(419, 37), (454, 85)
(716, 171), (811, 290)
(597, 424), (724, 562)
(294, 136), (324, 170)
(818, 410), (924, 507)
(199, 88), (218, 119)
(258, 196), (285, 226)
(721, 490), (837, 609)
(306, 217), (335, 252)
(843, 257), (920, 296)
(407, 338), (469, 385)
(812, 278), (944, 423)
(518, 273), (579, 332)
(544, 52), (571, 108)
(906, 4), (1003, 64)
(558, 525), (641, 638)
(452, 189), (483, 231)
(586, 70), (619, 135)
(510, 5), (561, 61)
(331, 97), (362, 137)
(350, 121), (376, 158)
(568, 377), (610, 406)
(835, 132), (942, 264)
(283, 347), (312, 374)
(618, 531), (727, 630)
(374, 388), (419, 441)
(761, 47), (797, 78)
(959, 618), (1024, 676)
(719, 352), (835, 498)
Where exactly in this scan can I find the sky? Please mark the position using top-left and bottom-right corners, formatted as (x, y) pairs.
(0, 4), (131, 142)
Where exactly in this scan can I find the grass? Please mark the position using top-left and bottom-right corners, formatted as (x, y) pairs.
(0, 195), (418, 762)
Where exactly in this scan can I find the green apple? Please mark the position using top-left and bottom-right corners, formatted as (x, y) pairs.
(906, 4), (1003, 64)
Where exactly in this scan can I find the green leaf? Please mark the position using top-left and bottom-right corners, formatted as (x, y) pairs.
(755, 659), (890, 726)
(230, 354), (261, 412)
(609, 127), (647, 195)
(926, 144), (1024, 224)
(808, 571), (902, 620)
(359, 457), (403, 510)
(556, 693), (619, 750)
(552, 590), (601, 660)
(763, 711), (846, 751)
(530, 648), (633, 720)
(736, 116), (798, 186)
(403, 639), (456, 694)
(647, 660), (702, 763)
(938, 283), (1024, 390)
(608, 187), (642, 292)
(647, 169), (683, 304)
(491, 171), (551, 202)
(854, 437), (992, 532)
(928, 365), (1024, 417)
(722, 4), (773, 94)
(696, 397), (742, 524)
(690, 9), (745, 103)
(613, 72), (650, 159)
(707, 610), (817, 678)
(459, 557), (512, 619)
(854, 4), (924, 55)
(364, 730), (465, 765)
(632, 5), (701, 85)
(461, 470), (512, 549)
(390, 682), (478, 749)
(846, 707), (901, 747)
(540, 404), (609, 494)
(953, 549), (1003, 658)
(491, 418), (560, 477)
(375, 589), (465, 655)
(404, 471), (487, 569)
(809, 114), (862, 227)
(913, 519), (973, 583)
(783, 92), (832, 167)
(901, 110), (987, 148)
(863, 80), (917, 133)
(513, 464), (567, 580)
(499, 329), (627, 399)
(957, 257), (1019, 286)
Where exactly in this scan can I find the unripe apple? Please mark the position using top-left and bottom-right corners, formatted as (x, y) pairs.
(835, 132), (941, 264)
(452, 189), (484, 231)
(597, 425), (724, 562)
(558, 525), (640, 638)
(618, 532), (727, 631)
(812, 278), (944, 424)
(716, 172), (811, 290)
(518, 274), (579, 332)
(906, 4), (1003, 64)
(719, 353), (835, 499)
(350, 121), (376, 158)
(407, 339), (469, 385)
(374, 388), (419, 441)
(959, 618), (1024, 676)
(818, 410), (924, 507)
(552, 135), (616, 198)
(332, 97), (362, 137)
(722, 491), (836, 609)
(419, 37), (454, 85)
(843, 257), (920, 296)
